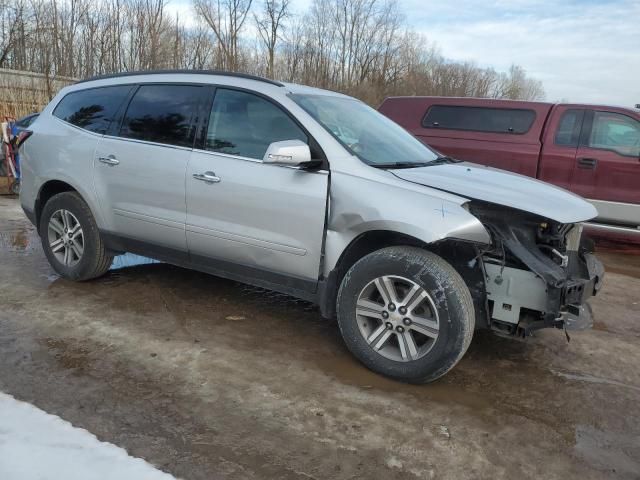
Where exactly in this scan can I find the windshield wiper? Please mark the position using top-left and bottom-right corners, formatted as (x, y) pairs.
(372, 156), (461, 169)
(428, 155), (462, 165)
(371, 161), (433, 169)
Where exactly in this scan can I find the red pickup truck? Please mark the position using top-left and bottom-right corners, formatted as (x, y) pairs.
(379, 97), (640, 235)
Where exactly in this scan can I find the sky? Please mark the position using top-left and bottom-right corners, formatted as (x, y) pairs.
(167, 0), (640, 106)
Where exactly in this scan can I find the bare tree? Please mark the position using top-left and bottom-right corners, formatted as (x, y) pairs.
(0, 0), (545, 118)
(0, 0), (27, 67)
(193, 0), (253, 70)
(254, 0), (289, 77)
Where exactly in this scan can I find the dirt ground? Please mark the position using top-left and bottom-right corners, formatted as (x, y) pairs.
(1, 195), (639, 480)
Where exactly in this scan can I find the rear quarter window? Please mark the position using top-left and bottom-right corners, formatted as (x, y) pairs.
(422, 105), (536, 134)
(52, 85), (133, 134)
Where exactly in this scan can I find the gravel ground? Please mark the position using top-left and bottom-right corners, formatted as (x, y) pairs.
(1, 195), (639, 480)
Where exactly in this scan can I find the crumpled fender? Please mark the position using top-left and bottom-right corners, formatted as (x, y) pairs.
(322, 170), (491, 276)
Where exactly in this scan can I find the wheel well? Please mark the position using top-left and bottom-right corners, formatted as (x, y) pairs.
(334, 231), (427, 281)
(35, 180), (77, 231)
(319, 230), (428, 318)
(318, 231), (489, 329)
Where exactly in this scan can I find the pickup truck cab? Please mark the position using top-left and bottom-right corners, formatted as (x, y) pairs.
(379, 97), (640, 235)
(20, 71), (603, 383)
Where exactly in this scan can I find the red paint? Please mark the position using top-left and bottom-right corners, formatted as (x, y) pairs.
(379, 97), (640, 205)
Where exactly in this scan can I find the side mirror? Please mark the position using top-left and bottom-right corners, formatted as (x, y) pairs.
(262, 140), (311, 167)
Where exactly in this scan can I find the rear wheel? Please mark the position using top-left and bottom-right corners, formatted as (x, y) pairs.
(40, 192), (113, 281)
(337, 246), (474, 383)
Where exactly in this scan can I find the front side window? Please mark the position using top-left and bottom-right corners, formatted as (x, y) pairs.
(555, 109), (585, 146)
(291, 94), (438, 166)
(588, 111), (640, 157)
(206, 88), (307, 160)
(422, 105), (536, 134)
(53, 85), (132, 134)
(120, 84), (204, 147)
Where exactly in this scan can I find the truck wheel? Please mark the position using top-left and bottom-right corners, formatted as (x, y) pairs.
(40, 191), (113, 281)
(337, 246), (475, 383)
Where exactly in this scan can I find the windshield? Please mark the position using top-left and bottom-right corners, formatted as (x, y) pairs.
(290, 94), (439, 166)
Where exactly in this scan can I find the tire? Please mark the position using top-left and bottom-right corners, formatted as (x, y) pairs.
(39, 191), (113, 281)
(336, 246), (474, 384)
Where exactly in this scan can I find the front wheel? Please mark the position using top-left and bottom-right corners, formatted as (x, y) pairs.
(39, 191), (113, 281)
(336, 247), (475, 383)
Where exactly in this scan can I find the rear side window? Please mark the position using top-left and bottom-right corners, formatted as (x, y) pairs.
(53, 85), (132, 134)
(205, 88), (307, 160)
(422, 105), (536, 134)
(554, 109), (585, 146)
(119, 84), (204, 147)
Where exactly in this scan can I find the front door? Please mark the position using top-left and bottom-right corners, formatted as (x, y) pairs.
(94, 83), (208, 254)
(571, 110), (640, 226)
(538, 107), (586, 190)
(185, 87), (329, 292)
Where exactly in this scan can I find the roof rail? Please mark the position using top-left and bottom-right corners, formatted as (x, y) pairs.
(75, 69), (284, 87)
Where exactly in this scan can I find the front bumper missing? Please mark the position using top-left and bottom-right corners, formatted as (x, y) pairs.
(468, 203), (606, 336)
(483, 247), (605, 336)
(560, 252), (604, 331)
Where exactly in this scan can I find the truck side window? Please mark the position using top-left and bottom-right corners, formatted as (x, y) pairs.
(422, 105), (536, 134)
(206, 88), (308, 160)
(588, 111), (640, 157)
(554, 109), (584, 146)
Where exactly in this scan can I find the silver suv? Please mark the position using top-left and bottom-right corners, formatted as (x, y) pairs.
(19, 71), (604, 383)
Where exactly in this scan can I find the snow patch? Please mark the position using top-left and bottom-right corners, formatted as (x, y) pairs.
(0, 392), (176, 480)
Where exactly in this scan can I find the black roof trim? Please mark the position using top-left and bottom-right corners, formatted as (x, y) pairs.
(76, 69), (284, 87)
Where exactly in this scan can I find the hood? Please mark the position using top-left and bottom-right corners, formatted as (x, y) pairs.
(392, 162), (598, 224)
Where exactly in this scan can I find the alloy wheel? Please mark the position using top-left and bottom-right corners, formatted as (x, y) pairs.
(356, 275), (440, 362)
(47, 209), (84, 267)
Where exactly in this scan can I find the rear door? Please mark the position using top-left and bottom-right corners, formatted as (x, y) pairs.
(185, 87), (329, 292)
(571, 110), (640, 226)
(40, 85), (133, 216)
(538, 106), (586, 190)
(94, 83), (207, 255)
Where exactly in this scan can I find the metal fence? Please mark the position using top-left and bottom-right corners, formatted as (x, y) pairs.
(0, 69), (76, 119)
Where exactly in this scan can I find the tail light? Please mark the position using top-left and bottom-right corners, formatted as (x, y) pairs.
(13, 130), (33, 149)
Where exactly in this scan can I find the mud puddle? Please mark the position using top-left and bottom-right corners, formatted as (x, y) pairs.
(0, 223), (38, 253)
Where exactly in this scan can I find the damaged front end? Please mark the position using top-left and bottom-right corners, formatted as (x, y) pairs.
(470, 202), (605, 337)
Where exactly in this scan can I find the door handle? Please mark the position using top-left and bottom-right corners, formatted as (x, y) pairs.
(98, 155), (119, 166)
(193, 171), (221, 183)
(577, 157), (598, 169)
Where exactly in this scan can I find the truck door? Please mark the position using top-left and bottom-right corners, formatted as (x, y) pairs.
(538, 107), (586, 190)
(571, 110), (640, 226)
